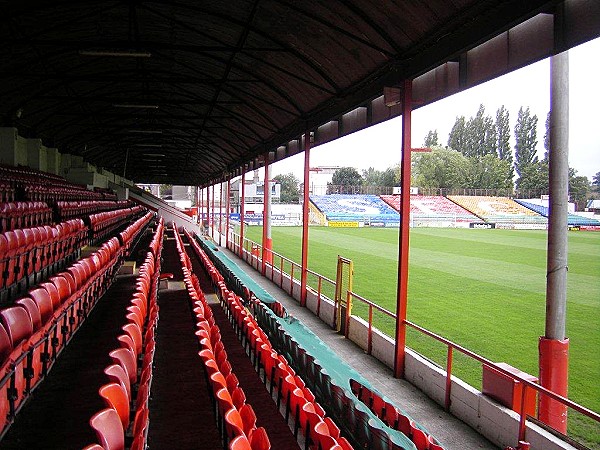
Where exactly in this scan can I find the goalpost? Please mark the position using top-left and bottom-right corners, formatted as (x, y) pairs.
(335, 256), (354, 334)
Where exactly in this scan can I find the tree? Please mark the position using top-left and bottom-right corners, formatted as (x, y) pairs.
(569, 169), (590, 210)
(514, 106), (539, 179)
(380, 167), (398, 187)
(464, 104), (496, 157)
(331, 167), (363, 186)
(543, 111), (551, 160)
(496, 106), (512, 158)
(516, 160), (548, 193)
(273, 173), (300, 203)
(465, 154), (513, 190)
(496, 105), (514, 184)
(362, 167), (383, 186)
(412, 146), (469, 189)
(592, 171), (600, 194)
(424, 129), (439, 147)
(447, 116), (467, 154)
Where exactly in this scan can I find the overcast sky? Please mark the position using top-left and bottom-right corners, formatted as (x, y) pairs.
(271, 37), (600, 182)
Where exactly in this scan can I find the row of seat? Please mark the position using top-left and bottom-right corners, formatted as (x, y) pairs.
(0, 182), (15, 203)
(0, 219), (88, 296)
(184, 229), (352, 450)
(85, 218), (164, 450)
(350, 380), (443, 450)
(193, 236), (435, 450)
(88, 206), (146, 244)
(0, 164), (109, 203)
(172, 224), (271, 450)
(253, 300), (420, 450)
(0, 202), (53, 233)
(55, 200), (134, 222)
(0, 226), (134, 437)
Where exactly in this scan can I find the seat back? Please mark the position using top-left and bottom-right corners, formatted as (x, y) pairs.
(109, 348), (137, 384)
(28, 287), (55, 323)
(104, 364), (131, 401)
(122, 323), (142, 356)
(0, 306), (33, 347)
(38, 282), (61, 311)
(99, 383), (130, 430)
(0, 323), (12, 365)
(15, 297), (42, 331)
(89, 408), (125, 450)
(249, 426), (271, 450)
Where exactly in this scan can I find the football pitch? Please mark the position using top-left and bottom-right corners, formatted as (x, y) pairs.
(242, 225), (600, 446)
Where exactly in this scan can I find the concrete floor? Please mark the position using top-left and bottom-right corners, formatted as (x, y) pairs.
(219, 246), (499, 450)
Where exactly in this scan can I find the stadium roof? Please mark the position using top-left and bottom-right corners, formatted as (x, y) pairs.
(1, 1), (599, 186)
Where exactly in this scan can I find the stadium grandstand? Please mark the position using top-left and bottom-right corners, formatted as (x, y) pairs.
(515, 199), (600, 228)
(310, 194), (400, 226)
(448, 196), (549, 228)
(1, 2), (599, 450)
(381, 195), (480, 227)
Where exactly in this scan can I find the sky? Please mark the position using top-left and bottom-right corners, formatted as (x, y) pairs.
(270, 37), (600, 182)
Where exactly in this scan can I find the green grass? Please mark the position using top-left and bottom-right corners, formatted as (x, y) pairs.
(242, 225), (600, 447)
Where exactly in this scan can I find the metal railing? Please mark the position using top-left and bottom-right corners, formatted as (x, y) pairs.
(228, 232), (337, 320)
(227, 230), (600, 446)
(346, 291), (600, 444)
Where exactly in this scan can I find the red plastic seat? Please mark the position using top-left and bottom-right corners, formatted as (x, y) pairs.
(89, 407), (125, 450)
(104, 364), (131, 401)
(314, 420), (338, 450)
(224, 407), (245, 440)
(122, 323), (142, 356)
(131, 406), (149, 450)
(215, 387), (234, 417)
(109, 347), (137, 384)
(428, 435), (444, 450)
(0, 324), (13, 430)
(99, 383), (130, 430)
(239, 403), (257, 437)
(230, 435), (252, 450)
(232, 386), (246, 410)
(249, 426), (271, 450)
(410, 422), (429, 450)
(13, 297), (48, 386)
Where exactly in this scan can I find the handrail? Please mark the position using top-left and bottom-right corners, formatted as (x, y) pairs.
(348, 290), (600, 443)
(226, 229), (600, 446)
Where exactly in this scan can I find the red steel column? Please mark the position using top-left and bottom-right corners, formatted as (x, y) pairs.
(204, 186), (210, 234)
(195, 186), (200, 224)
(240, 171), (246, 257)
(539, 50), (570, 434)
(218, 181), (223, 246)
(211, 183), (215, 238)
(394, 79), (412, 379)
(262, 153), (273, 275)
(300, 133), (311, 307)
(226, 176), (231, 249)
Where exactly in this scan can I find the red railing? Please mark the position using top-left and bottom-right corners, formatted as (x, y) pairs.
(346, 292), (600, 444)
(228, 232), (337, 322)
(227, 230), (600, 445)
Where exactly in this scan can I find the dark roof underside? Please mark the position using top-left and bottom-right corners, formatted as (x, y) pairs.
(1, 0), (599, 185)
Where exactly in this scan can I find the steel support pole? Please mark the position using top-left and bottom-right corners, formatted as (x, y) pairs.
(394, 80), (412, 379)
(262, 154), (273, 274)
(211, 183), (215, 239)
(219, 181), (223, 246)
(240, 171), (246, 257)
(226, 176), (231, 249)
(195, 186), (200, 224)
(204, 186), (210, 234)
(300, 133), (311, 307)
(539, 50), (570, 434)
